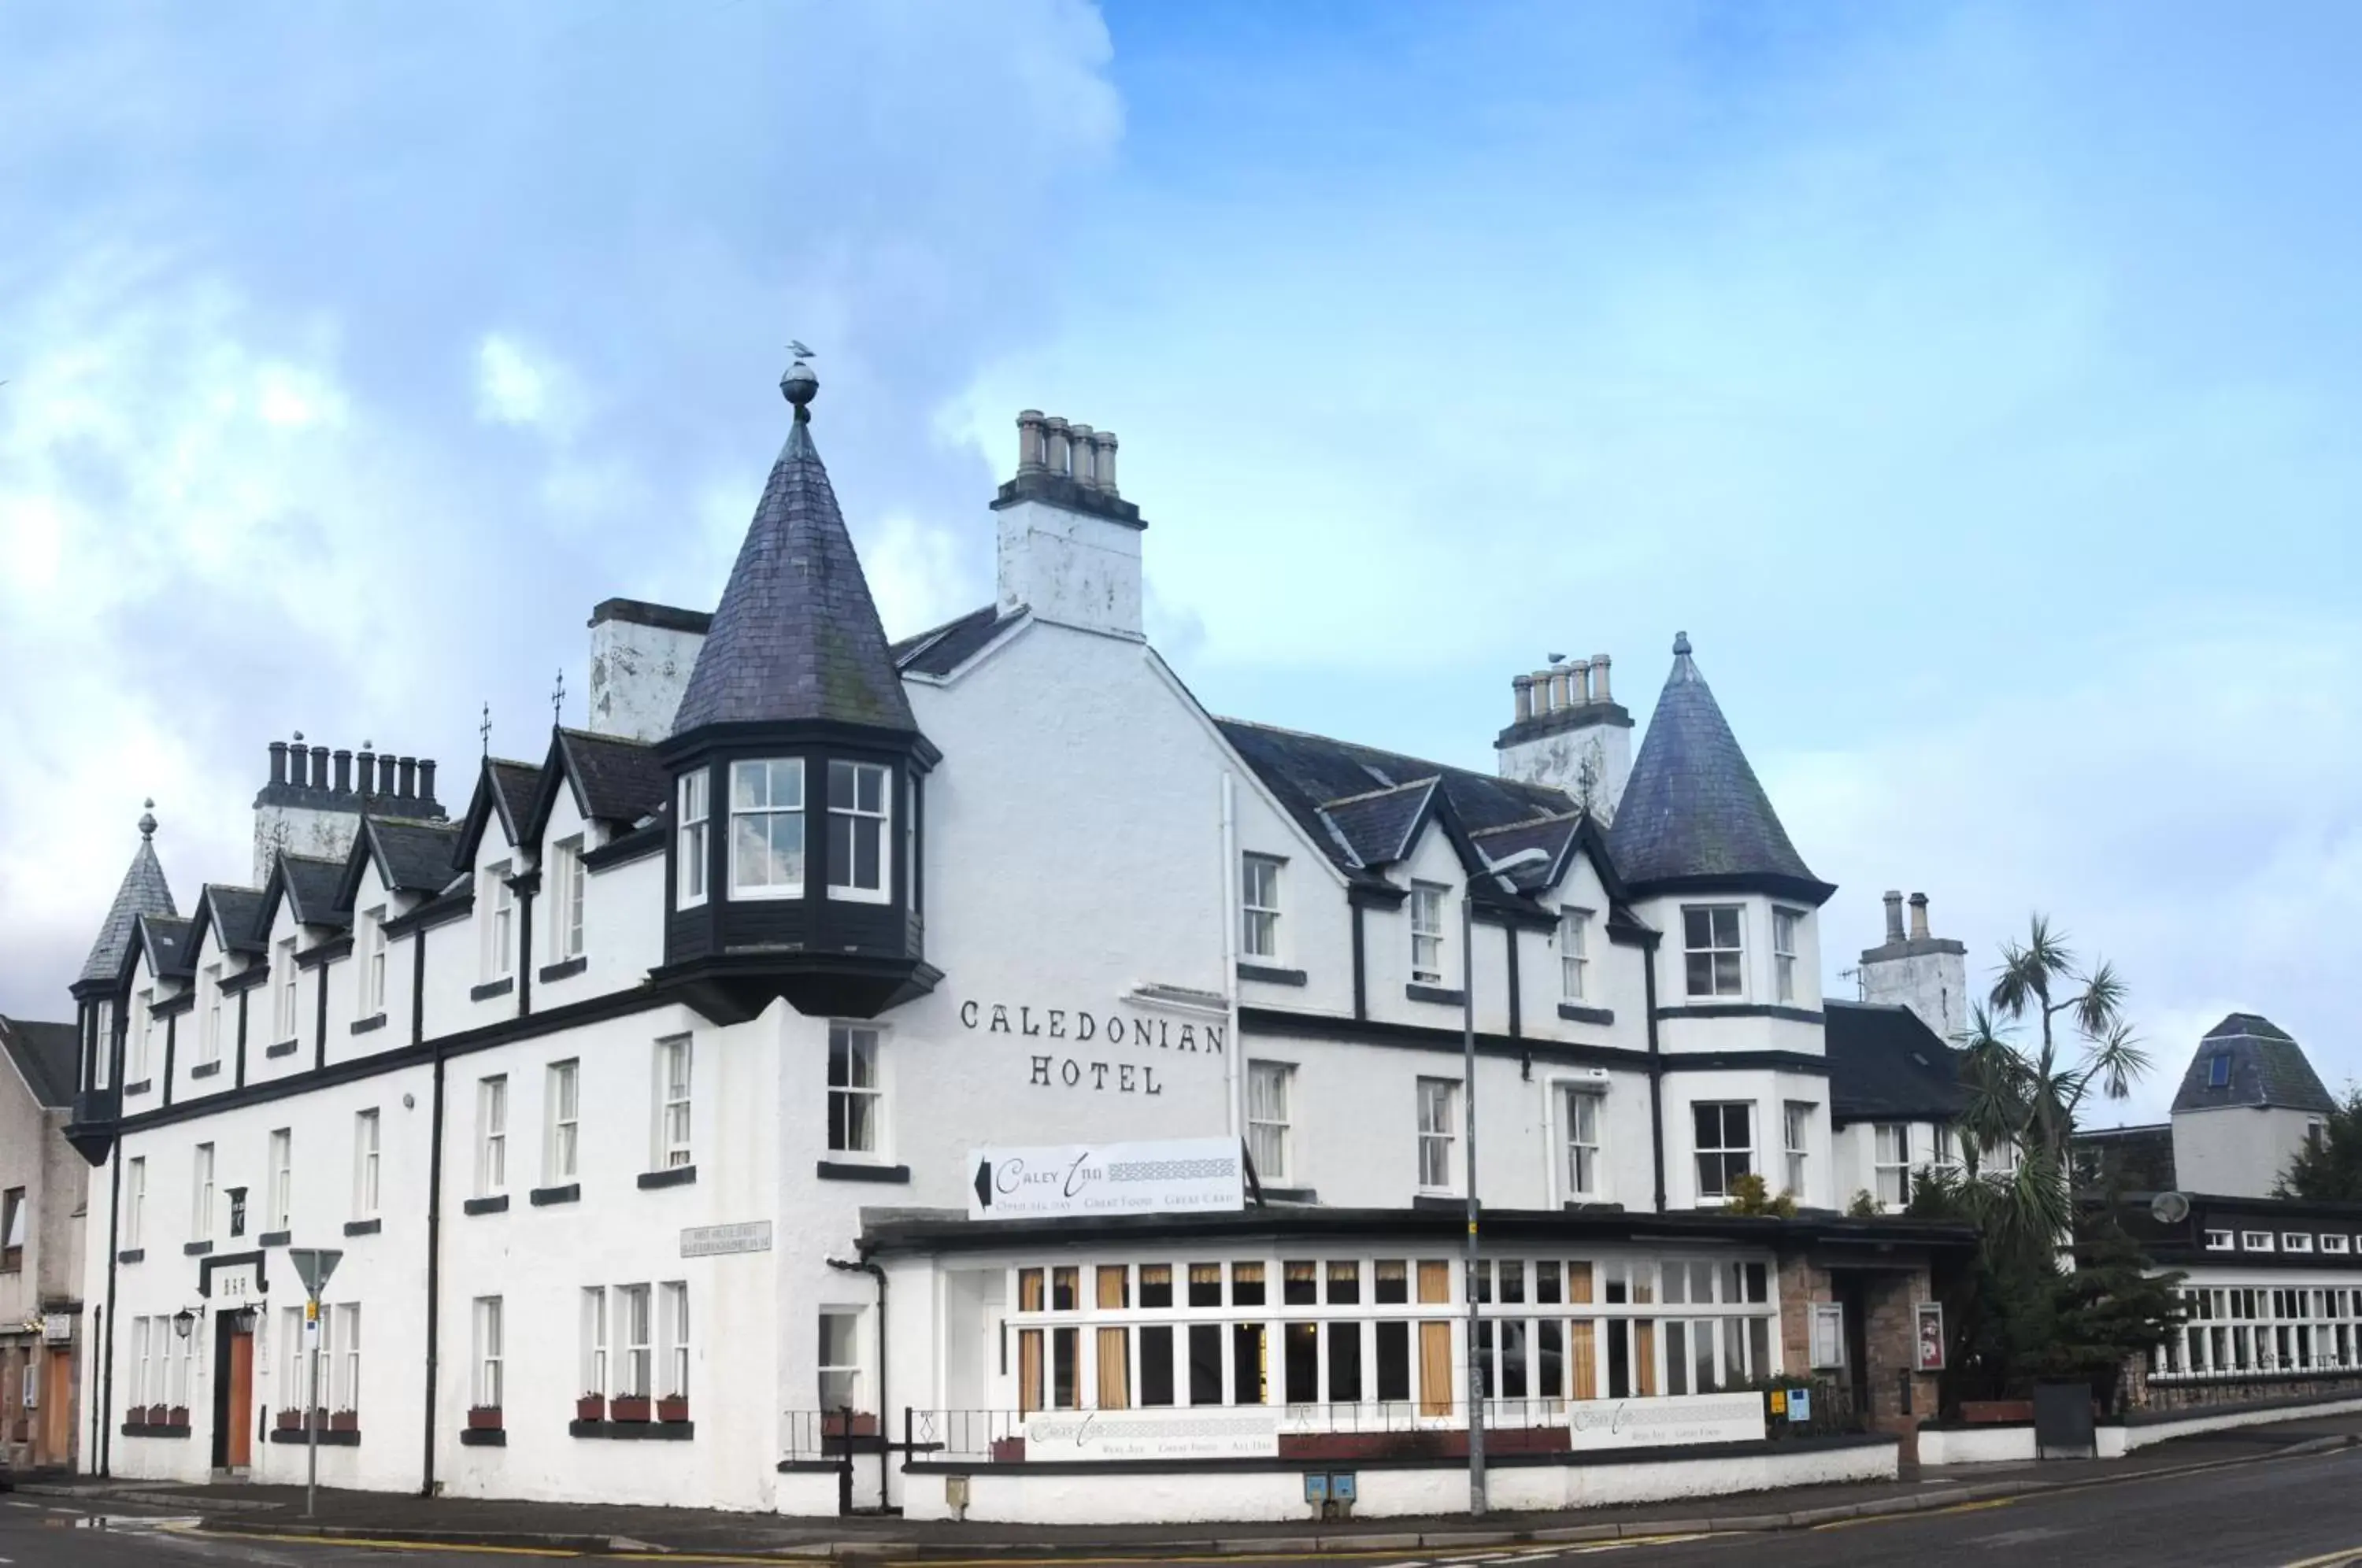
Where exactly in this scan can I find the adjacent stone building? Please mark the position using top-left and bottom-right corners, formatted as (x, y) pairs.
(1, 1011), (88, 1474)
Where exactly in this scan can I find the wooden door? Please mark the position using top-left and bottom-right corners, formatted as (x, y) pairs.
(224, 1329), (254, 1468)
(41, 1350), (72, 1464)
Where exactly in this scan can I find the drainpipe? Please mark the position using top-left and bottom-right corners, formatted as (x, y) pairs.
(1220, 772), (1242, 1143)
(418, 923), (444, 1497)
(1645, 945), (1666, 1213)
(100, 1147), (120, 1477)
(827, 1256), (888, 1514)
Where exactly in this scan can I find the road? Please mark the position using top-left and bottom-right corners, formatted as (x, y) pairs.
(7, 1446), (2362, 1566)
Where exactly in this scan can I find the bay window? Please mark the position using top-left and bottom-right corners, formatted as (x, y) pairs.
(826, 760), (890, 900)
(1693, 1102), (1753, 1200)
(729, 759), (805, 897)
(676, 771), (711, 908)
(1683, 906), (1743, 998)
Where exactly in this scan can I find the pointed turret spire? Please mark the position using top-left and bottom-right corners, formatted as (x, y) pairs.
(1606, 634), (1831, 900)
(80, 799), (179, 983)
(669, 351), (916, 735)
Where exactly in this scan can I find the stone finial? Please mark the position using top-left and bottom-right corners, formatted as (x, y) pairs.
(780, 343), (818, 420)
(139, 800), (157, 840)
(1672, 631), (1691, 656)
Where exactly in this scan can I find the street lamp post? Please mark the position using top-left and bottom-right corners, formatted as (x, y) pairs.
(1459, 845), (1548, 1518)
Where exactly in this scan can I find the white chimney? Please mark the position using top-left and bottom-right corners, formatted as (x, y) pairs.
(1495, 648), (1635, 819)
(994, 409), (1146, 640)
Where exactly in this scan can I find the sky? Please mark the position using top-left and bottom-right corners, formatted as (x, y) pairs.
(3, 2), (2357, 1127)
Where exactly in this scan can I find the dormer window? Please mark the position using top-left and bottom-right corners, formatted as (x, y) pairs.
(677, 771), (711, 909)
(826, 761), (890, 902)
(484, 864), (516, 979)
(274, 938), (299, 1041)
(730, 759), (805, 899)
(361, 907), (387, 1015)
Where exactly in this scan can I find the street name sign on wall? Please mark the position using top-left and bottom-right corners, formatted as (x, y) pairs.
(681, 1221), (774, 1259)
(969, 1137), (1244, 1220)
(1024, 1408), (1279, 1460)
(1566, 1391), (1765, 1449)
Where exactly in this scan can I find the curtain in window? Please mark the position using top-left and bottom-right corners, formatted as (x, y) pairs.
(1017, 1329), (1043, 1415)
(1094, 1267), (1127, 1310)
(1095, 1327), (1130, 1409)
(1418, 1321), (1453, 1417)
(1568, 1320), (1597, 1400)
(1635, 1321), (1657, 1397)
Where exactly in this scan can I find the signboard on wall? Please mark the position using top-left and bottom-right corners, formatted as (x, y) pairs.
(968, 1137), (1243, 1221)
(1567, 1391), (1765, 1450)
(1915, 1301), (1946, 1371)
(1809, 1303), (1846, 1370)
(42, 1313), (73, 1344)
(1024, 1407), (1279, 1460)
(681, 1221), (774, 1259)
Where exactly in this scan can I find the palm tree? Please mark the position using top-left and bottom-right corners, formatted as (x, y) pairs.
(1957, 913), (2150, 1187)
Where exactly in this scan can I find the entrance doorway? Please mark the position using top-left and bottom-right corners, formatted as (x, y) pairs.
(211, 1311), (256, 1472)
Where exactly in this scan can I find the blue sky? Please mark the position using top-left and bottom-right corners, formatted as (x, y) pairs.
(3, 2), (2356, 1124)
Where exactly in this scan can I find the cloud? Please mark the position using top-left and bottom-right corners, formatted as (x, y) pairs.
(0, 0), (1122, 1019)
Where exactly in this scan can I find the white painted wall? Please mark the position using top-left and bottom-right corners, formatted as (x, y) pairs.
(587, 616), (705, 743)
(994, 498), (1143, 639)
(2174, 1107), (2320, 1200)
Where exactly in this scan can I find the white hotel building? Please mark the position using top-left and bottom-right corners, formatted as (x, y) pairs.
(61, 360), (1969, 1522)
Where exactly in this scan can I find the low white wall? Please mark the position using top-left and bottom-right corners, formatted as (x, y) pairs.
(898, 1441), (1897, 1525)
(1917, 1426), (2036, 1466)
(776, 1468), (844, 1517)
(2120, 1394), (2362, 1453)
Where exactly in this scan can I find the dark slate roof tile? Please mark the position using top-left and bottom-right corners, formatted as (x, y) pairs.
(0, 1015), (79, 1108)
(370, 819), (464, 894)
(557, 729), (669, 824)
(2172, 1014), (2335, 1115)
(281, 855), (350, 928)
(198, 885), (268, 955)
(488, 760), (543, 838)
(1825, 1000), (1968, 1123)
(81, 827), (177, 983)
(140, 915), (197, 981)
(1318, 780), (1437, 868)
(1606, 634), (1829, 897)
(892, 603), (1024, 677)
(1216, 718), (1572, 884)
(672, 403), (915, 734)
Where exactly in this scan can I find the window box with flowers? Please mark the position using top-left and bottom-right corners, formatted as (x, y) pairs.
(167, 1405), (191, 1428)
(125, 1406), (149, 1429)
(576, 1393), (605, 1423)
(467, 1406), (503, 1431)
(822, 1409), (879, 1438)
(276, 1408), (302, 1433)
(331, 1409), (359, 1433)
(609, 1394), (651, 1424)
(657, 1395), (689, 1424)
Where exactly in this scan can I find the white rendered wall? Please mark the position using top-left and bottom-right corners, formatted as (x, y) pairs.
(588, 618), (705, 743)
(2174, 1107), (2318, 1200)
(994, 499), (1144, 639)
(1495, 719), (1633, 822)
(1857, 949), (1968, 1044)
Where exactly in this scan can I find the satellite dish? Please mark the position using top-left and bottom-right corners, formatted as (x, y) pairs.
(2151, 1192), (2192, 1226)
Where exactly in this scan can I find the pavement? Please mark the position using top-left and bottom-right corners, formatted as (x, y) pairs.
(9, 1410), (2362, 1564)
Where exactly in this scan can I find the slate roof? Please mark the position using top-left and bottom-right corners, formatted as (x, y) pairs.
(196, 885), (267, 956)
(1606, 634), (1831, 900)
(276, 853), (350, 929)
(1468, 814), (1583, 893)
(671, 394), (916, 735)
(1216, 718), (1572, 885)
(1319, 780), (1438, 869)
(488, 760), (543, 838)
(2172, 1013), (2336, 1115)
(0, 1015), (80, 1109)
(367, 819), (465, 894)
(139, 915), (197, 982)
(1824, 1000), (1968, 1126)
(892, 604), (1025, 678)
(80, 820), (177, 984)
(555, 729), (669, 824)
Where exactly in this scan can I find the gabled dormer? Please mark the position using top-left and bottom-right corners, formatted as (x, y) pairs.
(653, 355), (940, 1023)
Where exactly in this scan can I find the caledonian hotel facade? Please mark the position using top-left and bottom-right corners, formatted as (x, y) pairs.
(59, 357), (1971, 1523)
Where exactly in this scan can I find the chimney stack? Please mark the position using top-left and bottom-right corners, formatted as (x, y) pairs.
(1908, 892), (1930, 941)
(1883, 890), (1905, 944)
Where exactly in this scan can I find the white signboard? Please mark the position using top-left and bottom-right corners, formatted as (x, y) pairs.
(968, 1137), (1243, 1220)
(1566, 1391), (1765, 1450)
(681, 1221), (774, 1259)
(43, 1313), (73, 1344)
(1024, 1407), (1279, 1461)
(211, 1262), (261, 1303)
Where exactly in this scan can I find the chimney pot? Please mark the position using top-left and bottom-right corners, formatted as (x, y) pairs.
(1512, 674), (1534, 722)
(357, 748), (376, 793)
(1043, 416), (1071, 478)
(419, 759), (438, 804)
(1531, 668), (1557, 712)
(309, 746), (330, 790)
(1093, 431), (1119, 496)
(268, 741), (288, 787)
(376, 754), (397, 794)
(1570, 658), (1593, 704)
(1016, 410), (1047, 475)
(332, 749), (353, 793)
(398, 756), (417, 799)
(1591, 653), (1612, 704)
(1068, 423), (1096, 490)
(1908, 892), (1930, 941)
(1883, 890), (1905, 944)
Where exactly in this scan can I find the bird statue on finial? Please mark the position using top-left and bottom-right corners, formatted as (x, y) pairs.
(781, 341), (818, 418)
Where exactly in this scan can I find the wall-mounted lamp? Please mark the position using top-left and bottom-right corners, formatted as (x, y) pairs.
(172, 1307), (199, 1341)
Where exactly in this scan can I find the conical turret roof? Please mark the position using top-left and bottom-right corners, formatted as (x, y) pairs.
(80, 804), (178, 983)
(670, 361), (915, 735)
(1607, 634), (1831, 900)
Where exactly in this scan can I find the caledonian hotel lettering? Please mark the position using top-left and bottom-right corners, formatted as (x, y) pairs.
(957, 998), (1224, 1094)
